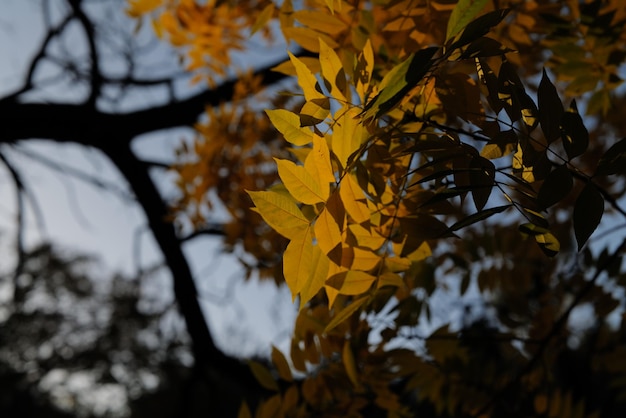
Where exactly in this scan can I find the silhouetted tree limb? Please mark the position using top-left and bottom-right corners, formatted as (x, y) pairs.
(0, 1), (295, 412)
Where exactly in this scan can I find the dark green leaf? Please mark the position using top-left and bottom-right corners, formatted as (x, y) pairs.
(538, 69), (564, 143)
(595, 137), (626, 176)
(573, 183), (604, 251)
(447, 205), (511, 232)
(537, 164), (573, 209)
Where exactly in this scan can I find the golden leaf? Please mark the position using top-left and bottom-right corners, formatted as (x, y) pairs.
(314, 207), (343, 258)
(288, 51), (326, 101)
(284, 227), (314, 299)
(332, 106), (367, 170)
(305, 135), (336, 184)
(248, 190), (310, 240)
(275, 158), (329, 205)
(299, 245), (330, 308)
(326, 270), (376, 295)
(265, 109), (314, 146)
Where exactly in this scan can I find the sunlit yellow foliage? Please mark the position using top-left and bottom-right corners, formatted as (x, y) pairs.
(129, 0), (626, 417)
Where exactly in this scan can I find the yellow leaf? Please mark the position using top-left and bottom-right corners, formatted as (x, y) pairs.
(250, 3), (275, 36)
(305, 135), (335, 184)
(265, 109), (314, 146)
(383, 257), (411, 273)
(325, 285), (340, 309)
(332, 106), (367, 170)
(288, 51), (325, 101)
(343, 340), (360, 387)
(340, 174), (370, 223)
(275, 158), (329, 205)
(325, 0), (335, 13)
(248, 190), (309, 240)
(300, 99), (330, 126)
(327, 270), (376, 295)
(377, 271), (405, 288)
(325, 295), (368, 332)
(271, 345), (293, 382)
(248, 360), (279, 391)
(271, 57), (321, 76)
(356, 39), (374, 102)
(284, 227), (313, 299)
(314, 207), (343, 258)
(283, 27), (338, 53)
(351, 247), (382, 271)
(348, 223), (386, 250)
(319, 39), (347, 102)
(294, 10), (345, 36)
(299, 245), (329, 308)
(405, 241), (431, 261)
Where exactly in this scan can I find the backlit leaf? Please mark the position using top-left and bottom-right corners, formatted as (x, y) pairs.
(340, 174), (370, 224)
(300, 98), (330, 126)
(305, 135), (336, 184)
(326, 270), (376, 295)
(283, 27), (338, 52)
(314, 206), (343, 260)
(325, 295), (368, 332)
(345, 247), (381, 271)
(265, 109), (314, 146)
(248, 190), (310, 240)
(293, 10), (345, 36)
(319, 38), (347, 102)
(348, 223), (386, 250)
(275, 158), (329, 205)
(573, 183), (604, 251)
(283, 227), (313, 299)
(446, 0), (489, 42)
(332, 106), (368, 170)
(288, 51), (325, 101)
(299, 244), (329, 307)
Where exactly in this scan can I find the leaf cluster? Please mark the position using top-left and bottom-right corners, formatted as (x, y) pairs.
(129, 0), (626, 417)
